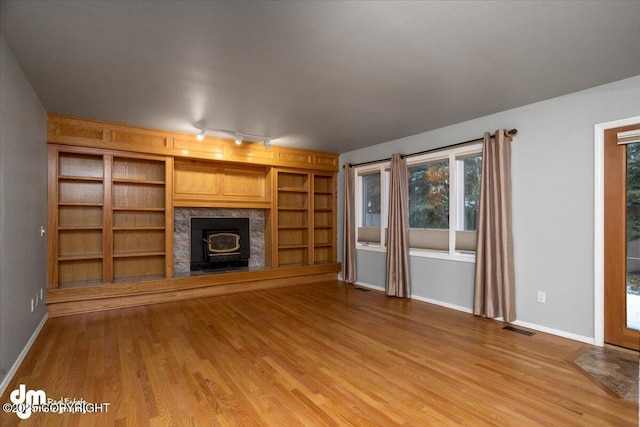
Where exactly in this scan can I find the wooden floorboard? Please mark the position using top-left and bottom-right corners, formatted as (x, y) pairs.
(1, 281), (637, 426)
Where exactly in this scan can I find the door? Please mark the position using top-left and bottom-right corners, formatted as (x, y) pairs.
(604, 124), (640, 350)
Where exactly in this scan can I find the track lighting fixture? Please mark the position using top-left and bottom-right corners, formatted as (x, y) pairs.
(194, 124), (273, 149)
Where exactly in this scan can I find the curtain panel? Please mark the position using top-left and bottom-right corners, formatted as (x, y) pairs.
(386, 153), (411, 297)
(473, 130), (516, 321)
(342, 164), (357, 283)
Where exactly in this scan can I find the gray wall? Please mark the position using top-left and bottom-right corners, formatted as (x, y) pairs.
(0, 37), (48, 388)
(339, 75), (640, 339)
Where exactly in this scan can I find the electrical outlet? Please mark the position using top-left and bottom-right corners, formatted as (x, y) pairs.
(537, 291), (546, 304)
(40, 225), (46, 237)
(31, 298), (34, 312)
(35, 294), (39, 306)
(40, 288), (43, 300)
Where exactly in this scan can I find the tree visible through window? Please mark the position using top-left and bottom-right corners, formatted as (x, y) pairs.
(362, 172), (381, 227)
(463, 155), (482, 231)
(408, 160), (449, 229)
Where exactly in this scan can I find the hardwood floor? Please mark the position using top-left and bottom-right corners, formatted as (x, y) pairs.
(1, 281), (637, 426)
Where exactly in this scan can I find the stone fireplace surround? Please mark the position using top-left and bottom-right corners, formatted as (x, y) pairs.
(174, 208), (265, 274)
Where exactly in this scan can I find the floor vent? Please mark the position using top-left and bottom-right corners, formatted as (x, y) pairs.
(354, 287), (371, 292)
(503, 326), (535, 336)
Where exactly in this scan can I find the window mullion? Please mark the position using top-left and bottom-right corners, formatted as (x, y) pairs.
(449, 153), (457, 256)
(381, 165), (388, 247)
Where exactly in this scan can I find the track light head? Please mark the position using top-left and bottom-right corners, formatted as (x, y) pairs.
(194, 124), (271, 149)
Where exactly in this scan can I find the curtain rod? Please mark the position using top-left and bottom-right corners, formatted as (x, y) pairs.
(343, 129), (517, 169)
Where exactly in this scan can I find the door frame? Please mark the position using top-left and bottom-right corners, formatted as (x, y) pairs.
(594, 115), (640, 346)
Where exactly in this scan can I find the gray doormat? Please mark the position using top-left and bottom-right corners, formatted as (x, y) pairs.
(573, 346), (639, 401)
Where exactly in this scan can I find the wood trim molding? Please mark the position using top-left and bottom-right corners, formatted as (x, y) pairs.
(47, 113), (339, 172)
(46, 263), (341, 316)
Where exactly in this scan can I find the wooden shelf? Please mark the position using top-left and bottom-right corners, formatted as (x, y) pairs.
(277, 207), (308, 211)
(113, 178), (165, 185)
(59, 254), (103, 261)
(277, 187), (308, 193)
(112, 207), (165, 212)
(113, 251), (166, 258)
(58, 202), (103, 207)
(59, 226), (103, 231)
(113, 226), (165, 231)
(278, 244), (309, 250)
(278, 225), (309, 229)
(58, 175), (103, 182)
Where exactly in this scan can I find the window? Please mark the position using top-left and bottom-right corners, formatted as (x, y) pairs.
(355, 166), (388, 247)
(354, 142), (482, 261)
(461, 154), (482, 231)
(408, 160), (449, 229)
(407, 145), (482, 258)
(362, 172), (381, 227)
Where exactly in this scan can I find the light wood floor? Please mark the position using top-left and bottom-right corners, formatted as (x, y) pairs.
(1, 281), (637, 426)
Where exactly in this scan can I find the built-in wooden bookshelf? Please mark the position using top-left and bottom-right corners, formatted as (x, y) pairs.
(272, 170), (336, 267)
(112, 156), (168, 282)
(313, 173), (336, 264)
(54, 151), (105, 287)
(48, 146), (173, 288)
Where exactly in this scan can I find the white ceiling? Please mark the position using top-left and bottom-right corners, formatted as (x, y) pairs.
(1, 1), (639, 154)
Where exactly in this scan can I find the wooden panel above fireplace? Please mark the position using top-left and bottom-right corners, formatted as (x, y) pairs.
(173, 159), (269, 208)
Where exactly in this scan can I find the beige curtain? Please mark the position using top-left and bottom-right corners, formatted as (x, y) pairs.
(386, 153), (411, 297)
(473, 130), (516, 321)
(342, 164), (357, 283)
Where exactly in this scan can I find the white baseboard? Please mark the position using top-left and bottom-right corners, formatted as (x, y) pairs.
(509, 319), (595, 345)
(354, 281), (385, 292)
(410, 294), (473, 314)
(352, 281), (595, 345)
(0, 313), (48, 396)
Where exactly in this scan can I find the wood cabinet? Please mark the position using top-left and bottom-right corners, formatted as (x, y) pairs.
(173, 159), (269, 207)
(272, 169), (336, 267)
(48, 145), (173, 288)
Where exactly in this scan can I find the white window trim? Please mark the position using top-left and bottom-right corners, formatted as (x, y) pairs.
(354, 143), (481, 263)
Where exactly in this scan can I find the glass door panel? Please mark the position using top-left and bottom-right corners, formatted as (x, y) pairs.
(626, 142), (640, 330)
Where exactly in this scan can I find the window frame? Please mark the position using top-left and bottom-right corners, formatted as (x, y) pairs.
(353, 142), (481, 263)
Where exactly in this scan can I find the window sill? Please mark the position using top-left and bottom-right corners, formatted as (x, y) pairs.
(356, 244), (386, 253)
(409, 249), (476, 263)
(356, 245), (476, 263)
